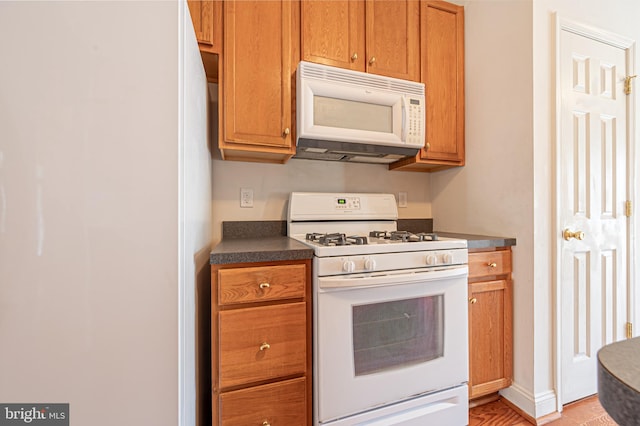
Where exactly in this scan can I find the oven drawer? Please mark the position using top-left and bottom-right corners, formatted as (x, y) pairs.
(219, 302), (306, 389)
(468, 250), (512, 279)
(218, 264), (306, 305)
(219, 377), (307, 425)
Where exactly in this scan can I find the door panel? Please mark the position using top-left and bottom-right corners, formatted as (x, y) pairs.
(301, 0), (365, 72)
(365, 0), (419, 81)
(559, 28), (629, 404)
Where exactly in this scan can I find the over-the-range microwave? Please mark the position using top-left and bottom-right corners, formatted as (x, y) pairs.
(295, 61), (425, 164)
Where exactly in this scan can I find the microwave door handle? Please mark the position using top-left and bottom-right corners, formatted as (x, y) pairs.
(401, 96), (407, 142)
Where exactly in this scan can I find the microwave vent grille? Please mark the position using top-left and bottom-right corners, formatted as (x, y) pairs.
(298, 61), (424, 96)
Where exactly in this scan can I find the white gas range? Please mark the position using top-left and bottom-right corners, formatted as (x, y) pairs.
(288, 192), (470, 426)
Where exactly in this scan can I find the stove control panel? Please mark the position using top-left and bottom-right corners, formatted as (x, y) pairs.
(315, 249), (468, 276)
(334, 196), (361, 210)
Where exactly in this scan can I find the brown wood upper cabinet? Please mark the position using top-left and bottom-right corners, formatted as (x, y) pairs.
(219, 0), (299, 163)
(187, 0), (221, 53)
(301, 0), (420, 82)
(187, 0), (221, 82)
(389, 1), (465, 172)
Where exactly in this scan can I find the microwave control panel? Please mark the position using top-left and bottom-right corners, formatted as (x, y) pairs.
(407, 98), (424, 146)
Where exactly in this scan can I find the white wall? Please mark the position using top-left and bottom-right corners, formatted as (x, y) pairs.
(430, 0), (538, 416)
(0, 2), (208, 425)
(210, 85), (433, 244)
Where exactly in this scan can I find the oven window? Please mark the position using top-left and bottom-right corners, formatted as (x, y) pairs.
(352, 295), (444, 376)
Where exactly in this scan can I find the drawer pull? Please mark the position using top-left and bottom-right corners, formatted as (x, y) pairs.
(259, 342), (271, 351)
(263, 422), (271, 426)
(488, 262), (497, 268)
(469, 297), (477, 304)
(259, 282), (270, 289)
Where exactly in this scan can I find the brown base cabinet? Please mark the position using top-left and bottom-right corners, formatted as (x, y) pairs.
(468, 247), (513, 400)
(211, 260), (312, 425)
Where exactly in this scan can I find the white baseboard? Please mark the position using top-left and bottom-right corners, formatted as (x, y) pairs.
(500, 383), (558, 419)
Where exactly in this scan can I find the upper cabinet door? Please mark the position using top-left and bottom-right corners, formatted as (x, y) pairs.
(301, 0), (365, 72)
(221, 0), (298, 162)
(365, 0), (420, 82)
(388, 0), (464, 172)
(420, 1), (464, 163)
(187, 0), (222, 53)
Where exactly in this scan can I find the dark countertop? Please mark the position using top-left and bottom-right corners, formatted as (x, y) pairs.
(598, 337), (640, 425)
(210, 221), (516, 265)
(436, 232), (516, 250)
(210, 237), (314, 265)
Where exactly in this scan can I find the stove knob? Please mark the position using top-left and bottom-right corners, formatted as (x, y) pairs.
(364, 258), (377, 271)
(426, 254), (438, 265)
(342, 260), (356, 273)
(443, 252), (453, 264)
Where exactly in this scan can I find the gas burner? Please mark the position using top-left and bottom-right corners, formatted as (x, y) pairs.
(306, 232), (368, 246)
(346, 235), (368, 245)
(306, 232), (325, 242)
(369, 230), (439, 242)
(369, 231), (389, 238)
(413, 232), (439, 242)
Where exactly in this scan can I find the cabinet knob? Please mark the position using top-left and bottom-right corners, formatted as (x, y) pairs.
(469, 297), (477, 304)
(487, 262), (497, 268)
(283, 127), (290, 137)
(369, 56), (376, 65)
(425, 142), (431, 151)
(263, 422), (271, 426)
(351, 52), (358, 61)
(259, 342), (271, 351)
(259, 282), (270, 290)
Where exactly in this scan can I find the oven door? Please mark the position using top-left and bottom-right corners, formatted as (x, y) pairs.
(315, 266), (468, 424)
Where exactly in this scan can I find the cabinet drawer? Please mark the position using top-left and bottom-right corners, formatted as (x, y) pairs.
(468, 250), (512, 279)
(219, 302), (306, 389)
(219, 377), (307, 426)
(218, 264), (306, 305)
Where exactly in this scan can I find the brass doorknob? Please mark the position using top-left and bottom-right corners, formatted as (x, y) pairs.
(563, 229), (585, 241)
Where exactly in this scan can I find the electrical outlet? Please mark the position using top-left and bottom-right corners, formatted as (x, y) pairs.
(398, 192), (408, 208)
(240, 188), (253, 208)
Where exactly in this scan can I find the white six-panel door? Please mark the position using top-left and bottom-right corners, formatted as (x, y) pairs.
(558, 22), (632, 405)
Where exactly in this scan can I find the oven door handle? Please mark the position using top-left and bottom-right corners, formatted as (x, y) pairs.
(318, 266), (468, 289)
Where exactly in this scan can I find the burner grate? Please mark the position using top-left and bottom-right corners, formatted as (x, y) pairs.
(369, 230), (439, 242)
(306, 232), (368, 246)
